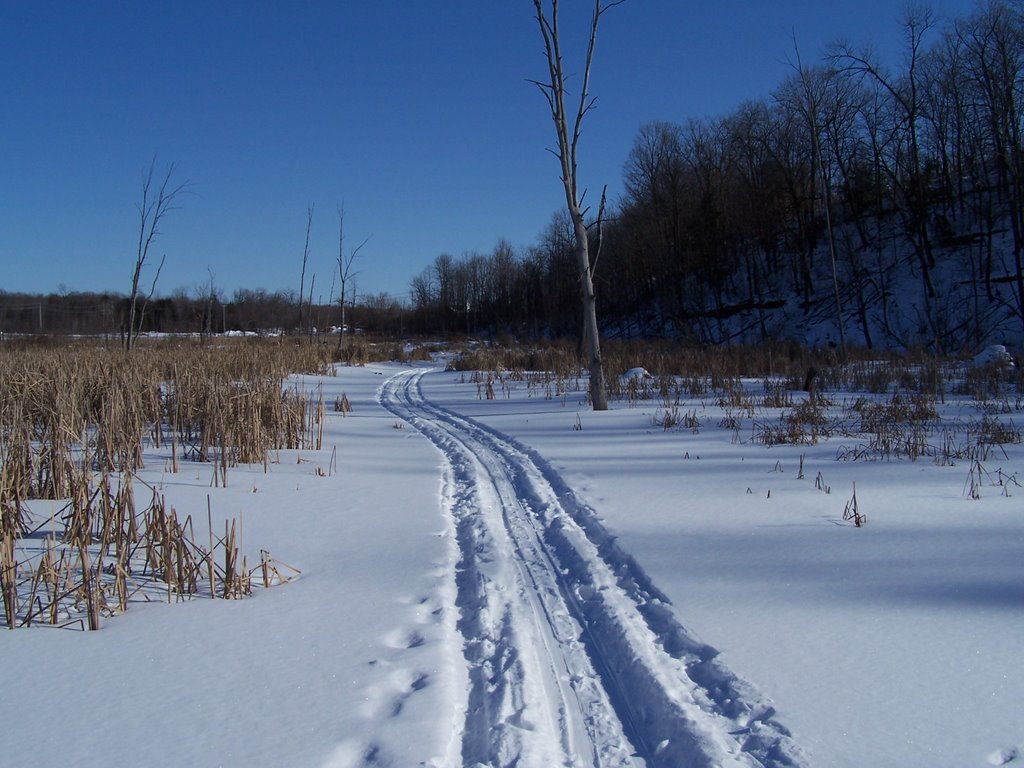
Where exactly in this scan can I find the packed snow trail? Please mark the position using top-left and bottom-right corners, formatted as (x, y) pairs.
(380, 369), (806, 768)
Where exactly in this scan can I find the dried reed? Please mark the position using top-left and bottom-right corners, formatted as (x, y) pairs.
(0, 338), (316, 630)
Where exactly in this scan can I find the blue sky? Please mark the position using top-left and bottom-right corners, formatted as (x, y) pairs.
(2, 0), (979, 303)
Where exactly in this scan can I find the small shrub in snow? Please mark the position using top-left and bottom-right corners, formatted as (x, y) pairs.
(958, 350), (1018, 400)
(842, 483), (865, 527)
(653, 406), (680, 430)
(681, 409), (701, 433)
(978, 415), (1021, 446)
(762, 379), (795, 408)
(718, 410), (743, 432)
(716, 382), (756, 415)
(755, 396), (834, 446)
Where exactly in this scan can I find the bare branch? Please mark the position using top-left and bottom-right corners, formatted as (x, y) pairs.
(126, 157), (189, 350)
(591, 185), (608, 276)
(298, 204), (314, 332)
(336, 204), (370, 353)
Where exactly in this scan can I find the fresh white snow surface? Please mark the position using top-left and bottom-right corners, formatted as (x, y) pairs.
(4, 361), (1022, 767)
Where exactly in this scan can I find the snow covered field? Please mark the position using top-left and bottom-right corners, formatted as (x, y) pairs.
(5, 358), (1022, 767)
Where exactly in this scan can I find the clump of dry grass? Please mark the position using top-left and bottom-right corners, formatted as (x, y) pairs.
(762, 379), (795, 409)
(977, 415), (1021, 446)
(3, 467), (298, 630)
(446, 339), (831, 408)
(753, 395), (835, 446)
(840, 390), (940, 460)
(0, 338), (324, 630)
(850, 391), (939, 430)
(957, 359), (1019, 401)
(833, 381), (1022, 463)
(448, 343), (580, 382)
(334, 393), (352, 414)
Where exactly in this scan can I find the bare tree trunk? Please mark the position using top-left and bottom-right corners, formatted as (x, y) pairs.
(531, 0), (621, 411)
(789, 40), (847, 359)
(336, 204), (369, 355)
(832, 7), (939, 342)
(298, 205), (313, 334)
(126, 159), (188, 351)
(136, 253), (165, 342)
(307, 274), (316, 341)
(572, 212), (608, 407)
(204, 268), (217, 341)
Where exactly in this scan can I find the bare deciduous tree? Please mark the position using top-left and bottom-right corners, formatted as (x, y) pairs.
(957, 1), (1024, 331)
(831, 4), (940, 341)
(298, 204), (314, 334)
(336, 204), (369, 354)
(531, 0), (622, 411)
(196, 267), (219, 342)
(787, 37), (848, 359)
(127, 158), (188, 351)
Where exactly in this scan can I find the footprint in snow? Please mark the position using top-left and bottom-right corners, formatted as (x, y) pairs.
(989, 746), (1020, 765)
(381, 628), (426, 650)
(389, 672), (431, 718)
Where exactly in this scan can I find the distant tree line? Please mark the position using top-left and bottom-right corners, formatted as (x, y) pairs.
(404, 229), (580, 338)
(599, 0), (1024, 351)
(406, 1), (1024, 352)
(7, 2), (1023, 354)
(0, 288), (407, 339)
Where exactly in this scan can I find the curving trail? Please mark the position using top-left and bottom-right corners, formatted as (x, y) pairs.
(380, 369), (806, 768)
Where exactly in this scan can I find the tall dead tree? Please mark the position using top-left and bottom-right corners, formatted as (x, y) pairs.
(336, 204), (369, 354)
(297, 204), (314, 334)
(531, 0), (622, 411)
(126, 159), (188, 351)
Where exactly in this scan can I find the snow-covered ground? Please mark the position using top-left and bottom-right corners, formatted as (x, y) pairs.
(5, 360), (1022, 767)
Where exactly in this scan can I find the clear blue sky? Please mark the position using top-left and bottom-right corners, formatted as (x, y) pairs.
(2, 0), (979, 303)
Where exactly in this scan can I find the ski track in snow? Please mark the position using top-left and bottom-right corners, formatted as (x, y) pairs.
(380, 369), (808, 768)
